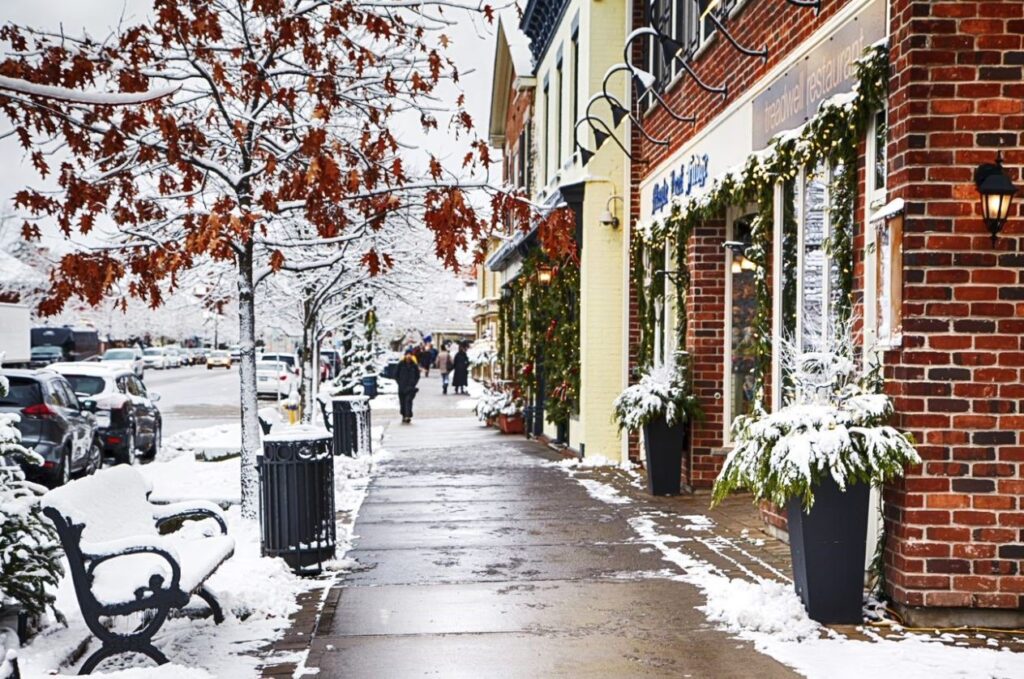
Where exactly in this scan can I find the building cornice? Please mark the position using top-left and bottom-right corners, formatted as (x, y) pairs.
(520, 0), (570, 64)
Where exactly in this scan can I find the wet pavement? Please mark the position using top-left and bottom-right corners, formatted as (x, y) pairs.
(291, 374), (797, 678)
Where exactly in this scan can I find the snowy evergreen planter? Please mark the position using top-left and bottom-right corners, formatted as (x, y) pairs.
(497, 413), (524, 435)
(475, 386), (522, 431)
(712, 340), (920, 624)
(613, 364), (700, 496)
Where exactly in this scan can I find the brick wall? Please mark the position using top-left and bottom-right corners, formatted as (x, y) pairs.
(882, 0), (1024, 621)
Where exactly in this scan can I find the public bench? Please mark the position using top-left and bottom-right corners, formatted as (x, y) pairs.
(41, 466), (234, 674)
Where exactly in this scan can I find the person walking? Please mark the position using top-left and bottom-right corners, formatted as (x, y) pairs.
(422, 342), (434, 377)
(451, 342), (470, 395)
(396, 348), (420, 424)
(435, 344), (453, 395)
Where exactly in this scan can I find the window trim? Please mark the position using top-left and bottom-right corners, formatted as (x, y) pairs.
(723, 204), (758, 444)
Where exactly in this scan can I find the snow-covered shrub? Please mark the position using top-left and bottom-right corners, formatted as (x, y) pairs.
(0, 380), (64, 620)
(474, 385), (521, 421)
(467, 340), (496, 368)
(712, 326), (919, 509)
(613, 362), (700, 431)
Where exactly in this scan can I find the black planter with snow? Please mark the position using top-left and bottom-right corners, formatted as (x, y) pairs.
(641, 416), (687, 496)
(785, 477), (871, 624)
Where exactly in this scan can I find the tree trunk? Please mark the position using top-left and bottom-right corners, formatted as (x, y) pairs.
(299, 291), (316, 424)
(237, 243), (260, 520)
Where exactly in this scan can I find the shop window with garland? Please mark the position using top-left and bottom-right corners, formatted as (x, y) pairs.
(725, 210), (759, 443)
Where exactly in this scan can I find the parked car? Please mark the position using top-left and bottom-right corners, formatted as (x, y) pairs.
(50, 363), (162, 464)
(206, 350), (232, 369)
(101, 347), (145, 379)
(29, 345), (64, 367)
(228, 345), (241, 363)
(256, 360), (296, 397)
(191, 348), (208, 364)
(0, 368), (102, 487)
(142, 347), (169, 370)
(320, 349), (342, 378)
(163, 346), (184, 368)
(260, 352), (299, 375)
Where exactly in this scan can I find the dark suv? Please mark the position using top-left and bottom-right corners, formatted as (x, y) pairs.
(0, 369), (102, 487)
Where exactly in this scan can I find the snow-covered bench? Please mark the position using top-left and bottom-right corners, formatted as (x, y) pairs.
(41, 466), (234, 674)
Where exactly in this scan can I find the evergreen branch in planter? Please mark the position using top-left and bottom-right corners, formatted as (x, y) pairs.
(613, 362), (703, 432)
(712, 327), (920, 510)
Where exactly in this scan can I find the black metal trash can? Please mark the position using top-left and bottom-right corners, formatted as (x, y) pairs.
(332, 396), (372, 457)
(361, 375), (378, 398)
(257, 427), (335, 575)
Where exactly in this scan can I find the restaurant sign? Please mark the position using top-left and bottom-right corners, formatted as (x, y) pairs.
(751, 0), (885, 149)
(651, 154), (710, 215)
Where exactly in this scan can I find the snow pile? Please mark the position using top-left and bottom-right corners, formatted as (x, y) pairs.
(575, 479), (631, 505)
(702, 577), (819, 641)
(612, 363), (698, 431)
(162, 423), (245, 462)
(550, 455), (632, 471)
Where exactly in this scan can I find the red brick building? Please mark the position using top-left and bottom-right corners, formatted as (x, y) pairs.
(624, 0), (1022, 625)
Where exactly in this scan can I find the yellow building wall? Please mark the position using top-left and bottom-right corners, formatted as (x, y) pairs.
(530, 0), (629, 455)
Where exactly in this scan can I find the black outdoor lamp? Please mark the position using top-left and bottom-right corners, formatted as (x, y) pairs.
(975, 151), (1018, 245)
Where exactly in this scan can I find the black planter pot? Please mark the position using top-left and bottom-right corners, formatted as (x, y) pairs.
(641, 416), (687, 496)
(786, 476), (870, 624)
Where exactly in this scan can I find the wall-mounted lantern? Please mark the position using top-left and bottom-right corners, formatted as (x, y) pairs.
(975, 151), (1018, 245)
(599, 196), (623, 229)
(535, 265), (554, 287)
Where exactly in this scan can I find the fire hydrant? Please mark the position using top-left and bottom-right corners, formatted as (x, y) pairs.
(283, 389), (300, 424)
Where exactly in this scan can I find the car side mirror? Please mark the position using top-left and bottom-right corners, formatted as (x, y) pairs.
(81, 399), (98, 413)
(149, 392), (161, 402)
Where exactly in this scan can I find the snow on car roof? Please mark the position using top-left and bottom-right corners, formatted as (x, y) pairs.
(48, 362), (130, 377)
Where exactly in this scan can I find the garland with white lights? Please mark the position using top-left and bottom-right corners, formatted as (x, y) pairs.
(498, 248), (581, 428)
(633, 42), (889, 400)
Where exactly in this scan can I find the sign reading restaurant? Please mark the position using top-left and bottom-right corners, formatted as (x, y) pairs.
(751, 0), (885, 149)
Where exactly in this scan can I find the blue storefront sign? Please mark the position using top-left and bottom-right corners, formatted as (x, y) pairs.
(651, 153), (710, 216)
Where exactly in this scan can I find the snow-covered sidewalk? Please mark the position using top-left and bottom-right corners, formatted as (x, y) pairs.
(551, 459), (1024, 678)
(18, 423), (382, 678)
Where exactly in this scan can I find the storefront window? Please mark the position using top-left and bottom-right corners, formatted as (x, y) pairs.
(727, 214), (758, 438)
(799, 162), (829, 353)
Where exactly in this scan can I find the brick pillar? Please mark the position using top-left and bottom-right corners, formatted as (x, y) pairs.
(883, 0), (1024, 624)
(687, 217), (727, 488)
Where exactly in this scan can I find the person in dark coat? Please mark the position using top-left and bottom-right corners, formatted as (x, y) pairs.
(395, 348), (421, 423)
(451, 342), (470, 395)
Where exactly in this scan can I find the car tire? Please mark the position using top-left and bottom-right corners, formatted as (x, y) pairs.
(118, 427), (137, 466)
(147, 421), (162, 459)
(207, 365), (212, 370)
(55, 448), (71, 487)
(86, 439), (103, 475)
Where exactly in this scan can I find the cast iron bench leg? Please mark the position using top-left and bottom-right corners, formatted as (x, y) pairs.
(196, 586), (225, 624)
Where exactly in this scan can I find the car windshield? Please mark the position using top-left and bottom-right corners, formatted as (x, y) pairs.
(211, 351), (229, 358)
(0, 378), (42, 407)
(144, 349), (163, 356)
(32, 347), (61, 356)
(62, 374), (107, 396)
(104, 350), (135, 360)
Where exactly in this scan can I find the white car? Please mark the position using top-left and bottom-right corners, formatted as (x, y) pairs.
(142, 348), (168, 370)
(101, 348), (145, 379)
(163, 347), (183, 368)
(256, 360), (295, 397)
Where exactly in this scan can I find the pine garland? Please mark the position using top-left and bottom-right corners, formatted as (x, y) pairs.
(498, 248), (580, 428)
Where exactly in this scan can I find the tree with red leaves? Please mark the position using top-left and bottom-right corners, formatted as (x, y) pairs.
(0, 0), (534, 517)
